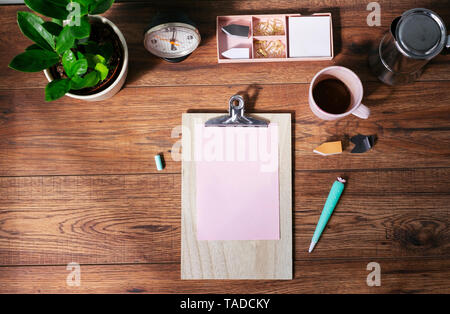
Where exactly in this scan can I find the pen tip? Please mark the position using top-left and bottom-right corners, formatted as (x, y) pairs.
(308, 241), (316, 253)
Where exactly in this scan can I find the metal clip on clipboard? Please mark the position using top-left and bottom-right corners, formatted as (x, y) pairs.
(205, 95), (268, 128)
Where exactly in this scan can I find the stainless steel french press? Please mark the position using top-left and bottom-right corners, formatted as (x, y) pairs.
(369, 8), (449, 85)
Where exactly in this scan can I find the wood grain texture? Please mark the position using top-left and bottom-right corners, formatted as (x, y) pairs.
(0, 258), (448, 294)
(0, 169), (448, 266)
(0, 1), (449, 89)
(0, 81), (449, 176)
(181, 113), (292, 279)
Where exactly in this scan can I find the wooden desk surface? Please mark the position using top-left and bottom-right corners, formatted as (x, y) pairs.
(0, 0), (449, 293)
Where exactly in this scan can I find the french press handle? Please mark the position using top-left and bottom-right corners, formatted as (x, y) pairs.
(443, 35), (450, 55)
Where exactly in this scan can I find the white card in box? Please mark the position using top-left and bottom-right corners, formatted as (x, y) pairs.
(288, 16), (331, 58)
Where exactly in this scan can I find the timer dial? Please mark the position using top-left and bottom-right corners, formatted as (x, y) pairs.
(144, 23), (201, 59)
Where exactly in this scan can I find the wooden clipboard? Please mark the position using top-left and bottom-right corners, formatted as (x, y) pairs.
(181, 99), (292, 280)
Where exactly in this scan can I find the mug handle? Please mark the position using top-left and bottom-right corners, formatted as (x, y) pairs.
(352, 104), (370, 119)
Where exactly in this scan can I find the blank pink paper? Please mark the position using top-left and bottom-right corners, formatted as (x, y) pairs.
(195, 124), (280, 240)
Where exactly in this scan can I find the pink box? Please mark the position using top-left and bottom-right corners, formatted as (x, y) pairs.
(217, 13), (334, 63)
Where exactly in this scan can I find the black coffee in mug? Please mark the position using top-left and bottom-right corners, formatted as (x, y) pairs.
(312, 78), (351, 114)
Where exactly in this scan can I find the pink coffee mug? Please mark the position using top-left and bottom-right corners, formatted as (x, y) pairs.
(309, 66), (370, 120)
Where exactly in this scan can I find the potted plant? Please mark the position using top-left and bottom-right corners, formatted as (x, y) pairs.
(8, 0), (128, 102)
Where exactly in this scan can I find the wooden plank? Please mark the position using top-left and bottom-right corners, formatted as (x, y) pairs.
(0, 82), (449, 176)
(0, 169), (448, 266)
(0, 175), (180, 265)
(1, 1), (449, 89)
(181, 113), (292, 279)
(0, 258), (448, 293)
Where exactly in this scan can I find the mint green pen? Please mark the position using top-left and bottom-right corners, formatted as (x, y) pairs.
(309, 177), (346, 253)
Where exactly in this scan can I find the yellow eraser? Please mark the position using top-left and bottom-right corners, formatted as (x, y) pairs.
(313, 141), (342, 156)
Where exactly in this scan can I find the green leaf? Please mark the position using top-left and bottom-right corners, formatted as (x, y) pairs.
(62, 50), (88, 77)
(77, 51), (85, 60)
(9, 50), (59, 72)
(70, 75), (86, 90)
(95, 63), (108, 81)
(72, 59), (88, 77)
(95, 54), (106, 64)
(62, 49), (76, 75)
(25, 43), (42, 51)
(56, 26), (75, 54)
(17, 11), (55, 51)
(84, 53), (95, 68)
(45, 78), (71, 101)
(42, 21), (63, 37)
(51, 18), (63, 26)
(70, 71), (99, 90)
(24, 0), (70, 20)
(85, 53), (105, 68)
(82, 71), (100, 88)
(90, 0), (114, 15)
(74, 0), (95, 9)
(69, 15), (91, 39)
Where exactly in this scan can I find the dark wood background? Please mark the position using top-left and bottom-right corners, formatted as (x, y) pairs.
(0, 0), (449, 293)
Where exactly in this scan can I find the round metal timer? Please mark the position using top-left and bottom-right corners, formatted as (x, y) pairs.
(144, 12), (201, 63)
